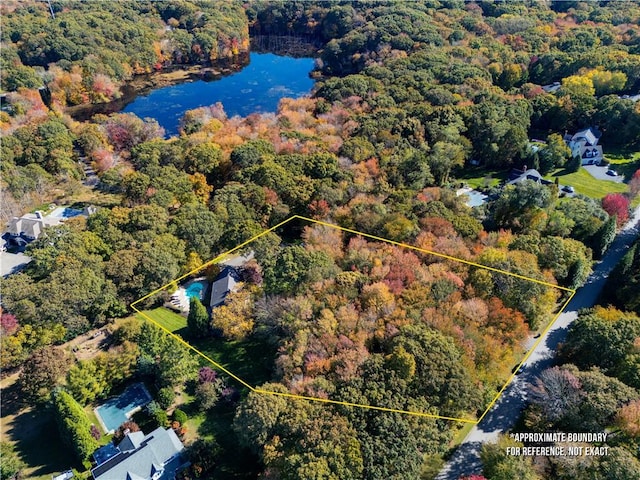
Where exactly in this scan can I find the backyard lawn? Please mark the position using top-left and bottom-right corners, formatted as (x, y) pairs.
(544, 167), (628, 199)
(136, 307), (187, 334)
(0, 374), (78, 480)
(455, 166), (508, 189)
(605, 151), (640, 179)
(136, 307), (276, 389)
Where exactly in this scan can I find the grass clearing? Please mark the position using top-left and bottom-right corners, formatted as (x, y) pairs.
(605, 151), (640, 180)
(137, 307), (187, 333)
(137, 307), (276, 389)
(455, 166), (507, 189)
(545, 167), (628, 198)
(0, 374), (79, 480)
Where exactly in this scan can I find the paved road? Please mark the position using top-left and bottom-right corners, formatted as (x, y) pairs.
(436, 205), (640, 480)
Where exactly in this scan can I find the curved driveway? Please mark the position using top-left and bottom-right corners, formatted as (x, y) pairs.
(436, 205), (640, 480)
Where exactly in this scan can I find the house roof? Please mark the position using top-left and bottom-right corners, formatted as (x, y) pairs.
(570, 127), (601, 146)
(507, 168), (553, 186)
(91, 428), (185, 480)
(7, 212), (61, 239)
(210, 266), (240, 308)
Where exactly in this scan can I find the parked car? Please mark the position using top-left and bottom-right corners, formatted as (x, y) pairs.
(562, 185), (575, 193)
(606, 169), (618, 176)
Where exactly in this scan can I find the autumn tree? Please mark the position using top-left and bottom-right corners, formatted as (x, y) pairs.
(212, 288), (254, 341)
(112, 421), (141, 443)
(602, 193), (630, 226)
(616, 399), (640, 438)
(19, 347), (71, 403)
(528, 367), (584, 424)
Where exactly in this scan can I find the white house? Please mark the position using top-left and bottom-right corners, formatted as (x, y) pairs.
(564, 127), (603, 166)
(91, 427), (186, 480)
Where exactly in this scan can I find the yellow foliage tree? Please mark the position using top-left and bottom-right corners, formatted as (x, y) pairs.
(212, 287), (254, 340)
(561, 75), (595, 97)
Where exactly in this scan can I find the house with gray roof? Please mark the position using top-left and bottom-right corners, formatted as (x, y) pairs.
(7, 211), (60, 241)
(506, 167), (553, 186)
(91, 427), (186, 480)
(6, 205), (97, 246)
(564, 127), (603, 165)
(209, 266), (241, 308)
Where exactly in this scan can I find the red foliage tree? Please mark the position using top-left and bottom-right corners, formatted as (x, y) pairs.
(602, 193), (630, 226)
(0, 312), (19, 335)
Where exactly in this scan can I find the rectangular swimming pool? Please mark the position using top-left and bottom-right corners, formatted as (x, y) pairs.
(94, 383), (152, 434)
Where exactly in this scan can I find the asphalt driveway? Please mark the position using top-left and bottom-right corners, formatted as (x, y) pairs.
(583, 164), (624, 182)
(0, 252), (32, 277)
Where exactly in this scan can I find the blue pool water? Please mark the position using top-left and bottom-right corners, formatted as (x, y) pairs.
(185, 281), (205, 300)
(122, 53), (315, 136)
(94, 383), (152, 433)
(48, 207), (83, 219)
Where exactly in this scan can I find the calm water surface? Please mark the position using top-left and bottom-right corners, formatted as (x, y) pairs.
(123, 53), (315, 136)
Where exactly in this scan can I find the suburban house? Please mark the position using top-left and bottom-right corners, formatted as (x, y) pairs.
(506, 167), (553, 186)
(564, 127), (603, 165)
(91, 427), (186, 480)
(7, 211), (60, 243)
(209, 266), (241, 308)
(541, 81), (561, 94)
(6, 206), (96, 246)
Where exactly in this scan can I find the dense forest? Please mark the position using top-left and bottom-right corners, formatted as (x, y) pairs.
(1, 1), (640, 480)
(480, 306), (640, 479)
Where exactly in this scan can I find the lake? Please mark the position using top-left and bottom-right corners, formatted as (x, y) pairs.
(122, 53), (315, 136)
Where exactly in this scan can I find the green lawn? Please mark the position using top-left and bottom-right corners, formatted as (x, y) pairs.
(136, 307), (276, 389)
(605, 151), (640, 180)
(455, 166), (508, 189)
(137, 307), (187, 333)
(545, 167), (628, 199)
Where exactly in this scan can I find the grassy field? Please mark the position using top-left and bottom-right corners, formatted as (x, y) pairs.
(605, 151), (640, 179)
(544, 167), (628, 199)
(137, 307), (187, 333)
(455, 166), (508, 189)
(0, 374), (79, 480)
(136, 307), (276, 389)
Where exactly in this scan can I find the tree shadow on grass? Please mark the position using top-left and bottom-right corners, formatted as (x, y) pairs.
(197, 406), (260, 479)
(8, 408), (79, 477)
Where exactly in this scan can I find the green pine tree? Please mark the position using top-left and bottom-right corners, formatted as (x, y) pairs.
(187, 296), (210, 338)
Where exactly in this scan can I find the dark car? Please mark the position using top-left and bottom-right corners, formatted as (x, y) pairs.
(562, 185), (575, 193)
(606, 169), (618, 176)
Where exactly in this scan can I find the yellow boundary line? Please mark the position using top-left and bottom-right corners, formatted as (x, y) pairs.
(131, 215), (576, 424)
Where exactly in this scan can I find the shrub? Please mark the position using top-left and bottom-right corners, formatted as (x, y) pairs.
(157, 386), (176, 409)
(173, 408), (188, 426)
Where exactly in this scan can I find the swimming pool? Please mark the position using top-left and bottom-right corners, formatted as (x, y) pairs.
(48, 207), (83, 219)
(94, 383), (152, 433)
(185, 281), (206, 300)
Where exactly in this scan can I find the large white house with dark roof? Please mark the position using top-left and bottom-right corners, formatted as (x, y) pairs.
(91, 427), (186, 480)
(564, 127), (603, 165)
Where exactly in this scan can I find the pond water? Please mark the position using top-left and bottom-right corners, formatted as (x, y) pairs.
(122, 52), (315, 136)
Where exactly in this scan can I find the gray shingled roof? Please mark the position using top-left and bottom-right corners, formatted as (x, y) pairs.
(91, 428), (185, 480)
(571, 127), (601, 146)
(209, 266), (240, 308)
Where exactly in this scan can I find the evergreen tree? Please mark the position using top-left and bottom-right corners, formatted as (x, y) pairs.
(593, 215), (616, 258)
(52, 389), (100, 464)
(187, 296), (210, 338)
